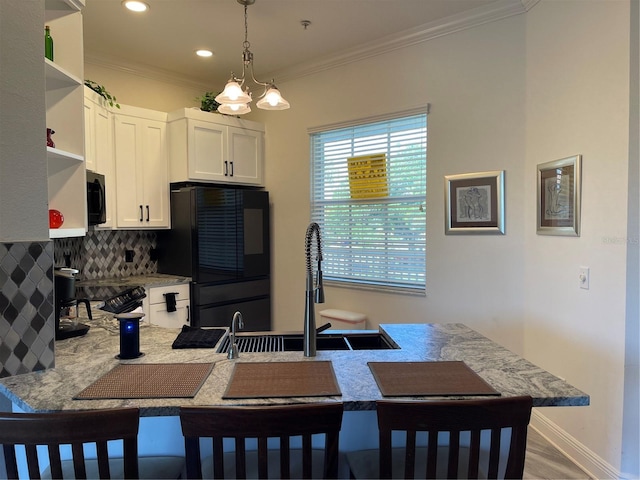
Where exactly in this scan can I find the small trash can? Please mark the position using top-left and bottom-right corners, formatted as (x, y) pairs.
(319, 309), (367, 330)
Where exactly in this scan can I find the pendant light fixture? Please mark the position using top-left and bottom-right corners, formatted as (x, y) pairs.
(215, 0), (290, 115)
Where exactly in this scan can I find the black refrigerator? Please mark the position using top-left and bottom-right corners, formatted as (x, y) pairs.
(157, 184), (270, 331)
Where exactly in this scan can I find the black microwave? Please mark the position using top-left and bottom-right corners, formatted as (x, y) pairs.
(86, 171), (106, 226)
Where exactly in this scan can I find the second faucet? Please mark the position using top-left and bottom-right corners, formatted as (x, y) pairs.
(227, 311), (244, 359)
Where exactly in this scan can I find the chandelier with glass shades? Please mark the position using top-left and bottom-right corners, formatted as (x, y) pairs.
(215, 0), (290, 115)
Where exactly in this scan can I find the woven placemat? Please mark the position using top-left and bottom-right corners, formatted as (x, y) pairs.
(223, 361), (341, 399)
(368, 361), (500, 397)
(75, 363), (214, 399)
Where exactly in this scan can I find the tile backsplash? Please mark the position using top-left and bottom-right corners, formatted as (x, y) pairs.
(0, 241), (55, 377)
(54, 229), (158, 280)
(0, 231), (156, 378)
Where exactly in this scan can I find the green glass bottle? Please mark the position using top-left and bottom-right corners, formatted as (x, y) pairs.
(45, 26), (54, 61)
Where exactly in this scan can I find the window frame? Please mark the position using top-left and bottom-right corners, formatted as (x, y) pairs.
(308, 107), (428, 295)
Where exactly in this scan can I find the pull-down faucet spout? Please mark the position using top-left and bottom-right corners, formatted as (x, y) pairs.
(227, 311), (244, 360)
(304, 222), (325, 357)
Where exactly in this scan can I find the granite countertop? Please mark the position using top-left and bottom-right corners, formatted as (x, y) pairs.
(76, 273), (190, 289)
(0, 318), (589, 417)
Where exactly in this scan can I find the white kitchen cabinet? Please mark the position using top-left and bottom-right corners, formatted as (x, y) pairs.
(143, 283), (190, 328)
(84, 86), (115, 227)
(167, 108), (264, 186)
(45, 0), (86, 239)
(113, 105), (169, 229)
(83, 90), (98, 173)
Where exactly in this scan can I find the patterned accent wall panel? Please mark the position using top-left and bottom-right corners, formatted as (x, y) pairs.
(54, 230), (157, 280)
(0, 241), (55, 378)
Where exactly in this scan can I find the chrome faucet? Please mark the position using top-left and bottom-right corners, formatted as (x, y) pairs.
(304, 222), (325, 357)
(227, 311), (244, 360)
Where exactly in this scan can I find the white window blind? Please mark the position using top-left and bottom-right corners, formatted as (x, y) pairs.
(310, 113), (427, 292)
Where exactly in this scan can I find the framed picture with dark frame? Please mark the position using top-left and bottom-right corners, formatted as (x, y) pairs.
(537, 155), (581, 236)
(444, 170), (505, 235)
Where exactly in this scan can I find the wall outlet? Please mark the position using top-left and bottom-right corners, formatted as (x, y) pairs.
(579, 266), (590, 290)
(125, 250), (135, 263)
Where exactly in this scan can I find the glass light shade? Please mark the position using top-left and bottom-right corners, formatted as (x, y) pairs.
(215, 81), (252, 105)
(122, 1), (149, 12)
(256, 87), (290, 110)
(218, 102), (252, 115)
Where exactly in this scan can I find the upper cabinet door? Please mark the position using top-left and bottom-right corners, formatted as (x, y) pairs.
(140, 119), (169, 228)
(113, 106), (169, 229)
(113, 115), (145, 228)
(187, 119), (227, 181)
(167, 108), (265, 186)
(227, 126), (263, 185)
(84, 97), (97, 172)
(84, 89), (112, 174)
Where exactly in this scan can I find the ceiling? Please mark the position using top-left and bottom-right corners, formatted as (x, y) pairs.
(83, 0), (521, 92)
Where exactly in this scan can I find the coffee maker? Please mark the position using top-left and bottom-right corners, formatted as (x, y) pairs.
(54, 268), (91, 340)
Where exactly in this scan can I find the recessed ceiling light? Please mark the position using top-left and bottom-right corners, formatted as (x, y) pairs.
(196, 50), (213, 58)
(122, 1), (149, 13)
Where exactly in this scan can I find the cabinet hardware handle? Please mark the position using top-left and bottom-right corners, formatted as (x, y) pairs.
(186, 305), (190, 324)
(146, 205), (150, 222)
(230, 161), (234, 177)
(224, 160), (229, 176)
(139, 205), (143, 222)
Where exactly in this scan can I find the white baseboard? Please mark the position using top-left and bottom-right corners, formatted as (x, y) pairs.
(530, 409), (620, 480)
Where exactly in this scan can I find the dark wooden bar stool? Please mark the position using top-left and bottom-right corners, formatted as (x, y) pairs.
(0, 407), (185, 479)
(345, 396), (533, 479)
(179, 402), (344, 479)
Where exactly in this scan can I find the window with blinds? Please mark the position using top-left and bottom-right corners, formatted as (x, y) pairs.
(310, 112), (427, 293)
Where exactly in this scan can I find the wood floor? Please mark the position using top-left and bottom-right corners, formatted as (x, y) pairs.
(524, 428), (591, 479)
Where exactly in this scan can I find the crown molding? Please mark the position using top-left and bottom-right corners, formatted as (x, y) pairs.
(520, 0), (541, 11)
(269, 0), (538, 84)
(84, 54), (212, 92)
(86, 0), (540, 90)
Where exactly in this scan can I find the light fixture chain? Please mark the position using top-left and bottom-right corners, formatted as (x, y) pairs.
(243, 3), (250, 50)
(216, 0), (290, 113)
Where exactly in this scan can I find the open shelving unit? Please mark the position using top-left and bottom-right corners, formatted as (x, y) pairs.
(45, 0), (86, 239)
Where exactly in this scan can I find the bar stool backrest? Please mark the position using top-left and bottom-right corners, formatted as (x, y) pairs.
(0, 407), (140, 479)
(180, 403), (344, 479)
(376, 396), (533, 479)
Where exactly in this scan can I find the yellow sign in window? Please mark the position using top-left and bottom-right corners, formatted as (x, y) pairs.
(348, 153), (389, 199)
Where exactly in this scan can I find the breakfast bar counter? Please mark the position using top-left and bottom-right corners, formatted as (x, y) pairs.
(0, 317), (589, 416)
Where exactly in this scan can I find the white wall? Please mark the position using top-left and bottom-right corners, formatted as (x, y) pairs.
(88, 1), (636, 475)
(251, 15), (528, 354)
(523, 1), (632, 478)
(253, 1), (634, 476)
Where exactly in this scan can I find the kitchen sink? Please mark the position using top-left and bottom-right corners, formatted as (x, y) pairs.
(282, 335), (350, 351)
(343, 333), (397, 350)
(216, 332), (399, 354)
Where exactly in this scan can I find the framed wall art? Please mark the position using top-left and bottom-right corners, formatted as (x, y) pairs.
(537, 155), (581, 236)
(444, 170), (505, 235)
